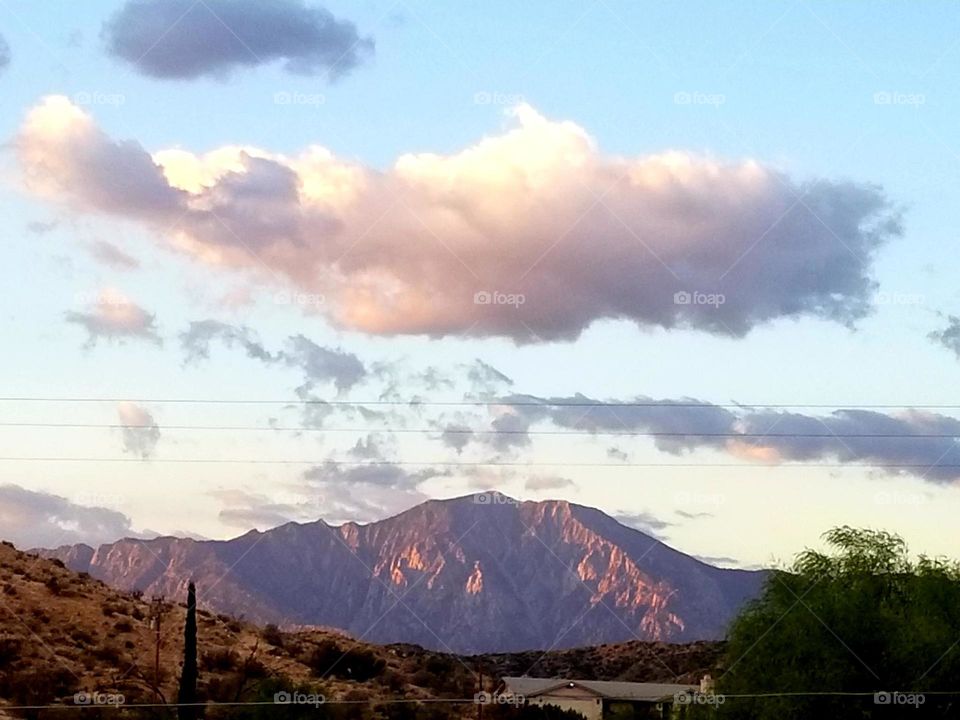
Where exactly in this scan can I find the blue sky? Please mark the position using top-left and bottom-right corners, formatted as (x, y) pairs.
(1, 0), (959, 566)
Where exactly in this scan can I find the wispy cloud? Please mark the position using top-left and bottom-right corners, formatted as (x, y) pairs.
(64, 288), (161, 347)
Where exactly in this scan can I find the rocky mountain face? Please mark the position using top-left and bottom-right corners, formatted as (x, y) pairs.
(37, 495), (766, 653)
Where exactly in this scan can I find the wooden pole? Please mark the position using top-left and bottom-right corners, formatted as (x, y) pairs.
(477, 663), (483, 720)
(150, 596), (166, 699)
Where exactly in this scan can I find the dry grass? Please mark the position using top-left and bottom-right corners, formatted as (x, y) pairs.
(0, 542), (722, 717)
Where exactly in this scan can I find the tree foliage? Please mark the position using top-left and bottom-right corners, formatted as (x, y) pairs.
(716, 527), (960, 719)
(178, 582), (199, 720)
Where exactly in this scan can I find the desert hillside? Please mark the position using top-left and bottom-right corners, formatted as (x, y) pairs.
(0, 542), (721, 718)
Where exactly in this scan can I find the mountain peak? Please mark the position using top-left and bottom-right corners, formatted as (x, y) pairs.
(38, 496), (766, 653)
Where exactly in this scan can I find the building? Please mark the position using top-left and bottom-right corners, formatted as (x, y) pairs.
(501, 677), (699, 720)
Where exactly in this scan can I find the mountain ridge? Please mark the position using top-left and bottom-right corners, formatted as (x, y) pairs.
(34, 492), (766, 653)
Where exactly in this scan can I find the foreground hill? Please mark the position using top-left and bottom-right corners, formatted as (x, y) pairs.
(39, 494), (764, 653)
(0, 542), (721, 716)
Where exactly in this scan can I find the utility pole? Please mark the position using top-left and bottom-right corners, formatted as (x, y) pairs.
(477, 662), (483, 720)
(149, 595), (167, 699)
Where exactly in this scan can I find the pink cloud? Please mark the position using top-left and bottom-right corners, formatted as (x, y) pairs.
(20, 97), (901, 342)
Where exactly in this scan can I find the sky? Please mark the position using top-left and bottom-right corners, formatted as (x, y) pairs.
(1, 0), (959, 569)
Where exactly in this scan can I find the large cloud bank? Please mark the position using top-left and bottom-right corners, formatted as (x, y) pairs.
(476, 394), (960, 482)
(19, 98), (901, 341)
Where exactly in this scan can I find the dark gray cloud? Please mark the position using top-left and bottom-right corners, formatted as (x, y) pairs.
(117, 402), (161, 458)
(614, 511), (673, 538)
(675, 509), (713, 520)
(930, 316), (960, 359)
(181, 319), (274, 363)
(282, 335), (366, 392)
(89, 240), (140, 271)
(478, 393), (960, 482)
(304, 461), (443, 491)
(467, 360), (513, 396)
(0, 484), (137, 549)
(0, 34), (9, 74)
(607, 446), (629, 461)
(524, 476), (576, 492)
(212, 488), (323, 530)
(301, 463), (445, 523)
(180, 321), (365, 392)
(103, 0), (372, 80)
(440, 424), (474, 454)
(348, 433), (391, 461)
(488, 412), (534, 453)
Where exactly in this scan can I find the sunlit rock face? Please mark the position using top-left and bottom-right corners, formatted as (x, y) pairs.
(38, 495), (765, 653)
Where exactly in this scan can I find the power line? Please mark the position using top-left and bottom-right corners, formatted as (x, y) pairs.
(0, 457), (957, 469)
(1, 397), (960, 409)
(3, 421), (960, 439)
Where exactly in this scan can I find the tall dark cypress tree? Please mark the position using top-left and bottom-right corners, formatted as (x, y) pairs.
(177, 581), (198, 720)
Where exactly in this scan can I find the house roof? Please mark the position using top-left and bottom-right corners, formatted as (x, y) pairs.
(502, 677), (698, 702)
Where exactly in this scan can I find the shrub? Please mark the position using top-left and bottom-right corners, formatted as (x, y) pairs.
(262, 624), (285, 647)
(0, 665), (74, 707)
(70, 628), (95, 645)
(92, 642), (125, 665)
(0, 637), (22, 668)
(307, 641), (385, 681)
(202, 648), (240, 672)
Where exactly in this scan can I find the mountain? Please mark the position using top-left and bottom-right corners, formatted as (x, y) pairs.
(36, 494), (765, 653)
(0, 541), (723, 712)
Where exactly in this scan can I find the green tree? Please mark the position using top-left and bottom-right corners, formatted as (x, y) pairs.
(716, 527), (960, 719)
(178, 581), (199, 720)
